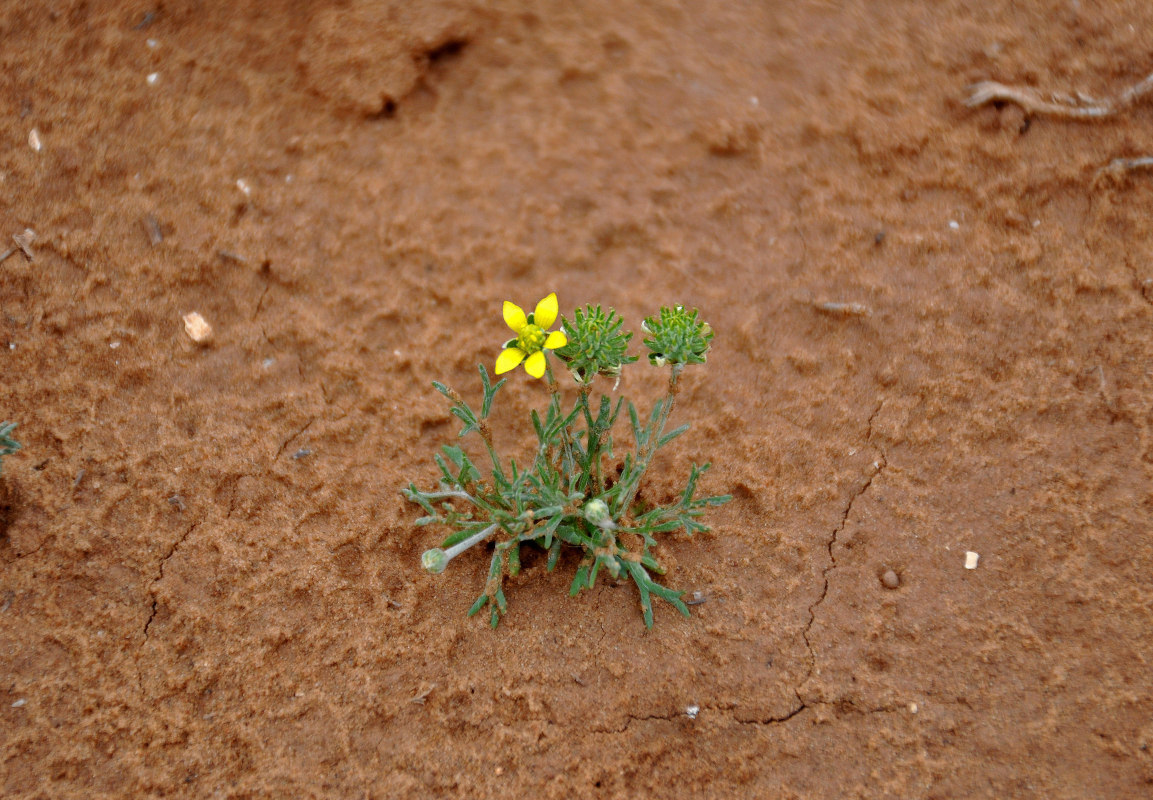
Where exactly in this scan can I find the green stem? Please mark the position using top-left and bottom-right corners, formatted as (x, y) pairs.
(422, 488), (480, 504)
(576, 385), (603, 495)
(422, 522), (500, 574)
(617, 365), (681, 520)
(478, 424), (506, 486)
(545, 361), (578, 487)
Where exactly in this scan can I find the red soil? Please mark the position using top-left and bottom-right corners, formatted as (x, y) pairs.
(2, 1), (1152, 797)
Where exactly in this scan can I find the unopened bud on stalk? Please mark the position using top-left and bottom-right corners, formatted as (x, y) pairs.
(583, 498), (616, 530)
(422, 523), (500, 575)
(422, 548), (449, 574)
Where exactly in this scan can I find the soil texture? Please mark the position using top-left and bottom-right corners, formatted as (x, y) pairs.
(2, 1), (1153, 797)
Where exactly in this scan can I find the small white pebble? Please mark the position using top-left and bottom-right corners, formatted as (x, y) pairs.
(8, 343), (14, 350)
(236, 178), (251, 196)
(948, 220), (960, 230)
(393, 349), (402, 357)
(685, 704), (700, 720)
(182, 312), (213, 343)
(1032, 219), (1041, 228)
(109, 341), (120, 349)
(11, 699), (26, 708)
(908, 702), (918, 714)
(262, 357), (275, 369)
(28, 129), (41, 152)
(964, 551), (979, 569)
(146, 72), (159, 85)
(285, 174), (294, 183)
(749, 96), (759, 106)
(146, 38), (159, 48)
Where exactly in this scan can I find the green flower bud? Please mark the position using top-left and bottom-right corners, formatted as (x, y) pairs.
(422, 548), (449, 574)
(582, 498), (616, 530)
(555, 305), (639, 384)
(641, 305), (713, 367)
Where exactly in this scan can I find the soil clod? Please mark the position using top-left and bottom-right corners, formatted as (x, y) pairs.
(182, 312), (212, 343)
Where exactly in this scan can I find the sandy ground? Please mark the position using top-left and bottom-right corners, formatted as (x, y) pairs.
(2, 1), (1152, 797)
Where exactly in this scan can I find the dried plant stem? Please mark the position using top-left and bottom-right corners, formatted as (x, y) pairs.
(965, 71), (1153, 119)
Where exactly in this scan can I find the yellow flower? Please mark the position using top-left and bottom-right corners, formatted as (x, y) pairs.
(495, 292), (568, 379)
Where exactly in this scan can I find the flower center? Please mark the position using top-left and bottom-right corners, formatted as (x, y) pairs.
(516, 324), (546, 354)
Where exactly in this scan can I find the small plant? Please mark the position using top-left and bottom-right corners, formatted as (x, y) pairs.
(0, 422), (19, 475)
(403, 294), (729, 628)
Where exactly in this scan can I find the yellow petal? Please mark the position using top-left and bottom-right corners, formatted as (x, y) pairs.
(524, 350), (547, 379)
(544, 330), (567, 350)
(533, 293), (559, 330)
(503, 301), (527, 333)
(495, 347), (526, 374)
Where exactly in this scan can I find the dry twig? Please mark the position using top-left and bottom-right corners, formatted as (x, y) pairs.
(814, 300), (871, 317)
(965, 71), (1153, 119)
(1094, 155), (1153, 185)
(12, 229), (35, 261)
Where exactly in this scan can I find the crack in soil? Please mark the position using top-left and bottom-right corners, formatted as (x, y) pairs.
(2, 534), (49, 564)
(276, 417), (317, 460)
(599, 399), (893, 731)
(252, 283), (271, 321)
(142, 521), (199, 641)
(798, 399), (887, 701)
(734, 697), (809, 726)
(592, 711), (680, 734)
(593, 697), (909, 733)
(1119, 256), (1153, 308)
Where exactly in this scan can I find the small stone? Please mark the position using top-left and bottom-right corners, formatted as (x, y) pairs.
(685, 705), (700, 720)
(964, 551), (979, 569)
(28, 129), (41, 152)
(182, 312), (212, 343)
(881, 569), (900, 589)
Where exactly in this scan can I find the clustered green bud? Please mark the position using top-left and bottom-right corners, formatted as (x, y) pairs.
(641, 305), (713, 367)
(555, 305), (638, 384)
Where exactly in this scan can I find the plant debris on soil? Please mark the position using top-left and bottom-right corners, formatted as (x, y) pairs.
(2, 1), (1152, 797)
